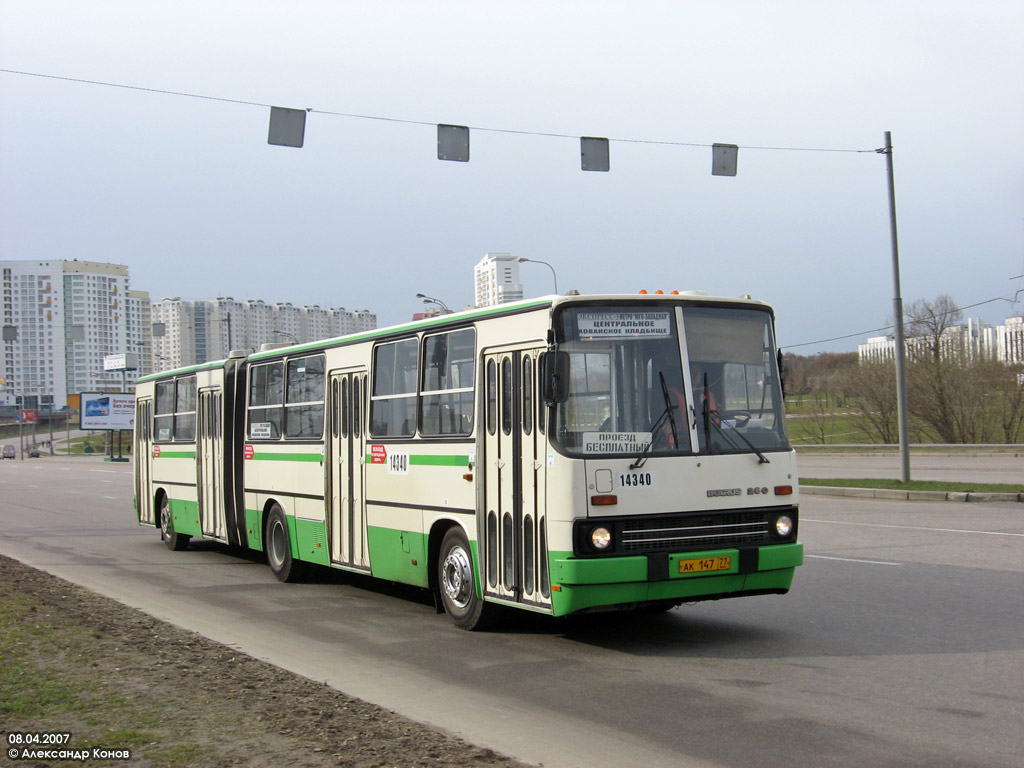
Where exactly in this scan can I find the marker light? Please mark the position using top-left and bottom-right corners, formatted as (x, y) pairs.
(774, 485), (794, 496)
(590, 494), (618, 506)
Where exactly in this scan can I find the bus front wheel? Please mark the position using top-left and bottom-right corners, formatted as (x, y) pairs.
(265, 505), (306, 583)
(438, 527), (495, 631)
(159, 494), (190, 552)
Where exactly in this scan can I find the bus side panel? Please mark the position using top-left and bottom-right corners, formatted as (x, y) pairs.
(366, 522), (429, 587)
(294, 516), (330, 567)
(363, 443), (477, 588)
(153, 451), (200, 537)
(168, 496), (202, 538)
(245, 506), (263, 551)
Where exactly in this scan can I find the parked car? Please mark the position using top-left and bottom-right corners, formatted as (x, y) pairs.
(28, 447), (40, 458)
(2, 445), (15, 459)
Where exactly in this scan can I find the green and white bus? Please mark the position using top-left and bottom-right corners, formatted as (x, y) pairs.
(133, 292), (802, 629)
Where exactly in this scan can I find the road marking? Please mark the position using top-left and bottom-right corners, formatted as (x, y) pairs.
(803, 518), (1024, 537)
(90, 469), (117, 473)
(807, 554), (902, 566)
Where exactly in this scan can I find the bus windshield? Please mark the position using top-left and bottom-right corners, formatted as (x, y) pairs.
(552, 304), (790, 458)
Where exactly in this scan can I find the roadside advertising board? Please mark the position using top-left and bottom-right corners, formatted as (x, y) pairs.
(80, 392), (136, 430)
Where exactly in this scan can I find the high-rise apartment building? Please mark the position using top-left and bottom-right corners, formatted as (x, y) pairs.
(474, 252), (523, 307)
(151, 297), (377, 371)
(1, 260), (148, 411)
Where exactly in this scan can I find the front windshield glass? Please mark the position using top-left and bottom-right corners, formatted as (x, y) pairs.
(682, 306), (789, 456)
(552, 304), (789, 457)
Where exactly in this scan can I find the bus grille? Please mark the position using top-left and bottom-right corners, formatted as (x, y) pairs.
(620, 512), (772, 553)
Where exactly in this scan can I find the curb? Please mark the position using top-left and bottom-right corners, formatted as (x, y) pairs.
(800, 486), (1023, 503)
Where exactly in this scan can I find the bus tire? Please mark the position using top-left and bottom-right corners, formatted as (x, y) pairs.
(438, 527), (495, 631)
(265, 505), (306, 583)
(159, 494), (190, 552)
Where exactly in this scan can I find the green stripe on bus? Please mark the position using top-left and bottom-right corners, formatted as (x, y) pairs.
(412, 454), (469, 466)
(156, 451), (196, 459)
(250, 452), (323, 462)
(363, 454), (470, 466)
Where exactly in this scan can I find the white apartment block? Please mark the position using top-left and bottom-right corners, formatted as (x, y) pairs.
(151, 297), (377, 371)
(474, 252), (524, 307)
(1, 260), (147, 412)
(858, 316), (1024, 365)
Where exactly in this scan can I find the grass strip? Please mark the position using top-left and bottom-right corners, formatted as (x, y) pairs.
(800, 478), (1023, 493)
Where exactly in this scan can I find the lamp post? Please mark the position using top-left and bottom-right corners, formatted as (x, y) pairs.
(273, 330), (299, 344)
(416, 293), (450, 312)
(518, 257), (559, 295)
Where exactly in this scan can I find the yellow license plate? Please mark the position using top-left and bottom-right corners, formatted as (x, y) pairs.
(678, 556), (732, 574)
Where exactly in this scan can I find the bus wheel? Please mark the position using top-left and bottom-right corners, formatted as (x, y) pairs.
(438, 527), (495, 631)
(159, 494), (190, 552)
(265, 505), (305, 583)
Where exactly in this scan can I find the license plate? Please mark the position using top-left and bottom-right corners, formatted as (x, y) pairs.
(678, 556), (732, 574)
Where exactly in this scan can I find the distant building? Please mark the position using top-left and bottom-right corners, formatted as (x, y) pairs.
(151, 297), (377, 371)
(412, 307), (453, 321)
(1, 259), (147, 411)
(858, 316), (1024, 365)
(474, 252), (523, 307)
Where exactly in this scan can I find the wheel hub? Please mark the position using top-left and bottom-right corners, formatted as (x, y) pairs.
(442, 546), (472, 609)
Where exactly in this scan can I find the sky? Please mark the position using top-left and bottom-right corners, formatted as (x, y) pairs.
(2, 0), (1022, 354)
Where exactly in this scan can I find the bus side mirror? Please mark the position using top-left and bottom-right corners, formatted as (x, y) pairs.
(777, 349), (786, 399)
(542, 351), (569, 405)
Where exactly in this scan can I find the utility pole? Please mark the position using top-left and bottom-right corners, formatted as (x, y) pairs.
(880, 131), (911, 483)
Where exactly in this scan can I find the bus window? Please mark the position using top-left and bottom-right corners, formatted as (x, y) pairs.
(486, 359), (497, 436)
(371, 339), (418, 437)
(154, 380), (175, 441)
(501, 358), (513, 436)
(173, 376), (196, 441)
(421, 328), (475, 436)
(523, 356), (533, 435)
(285, 354), (325, 439)
(248, 362), (284, 439)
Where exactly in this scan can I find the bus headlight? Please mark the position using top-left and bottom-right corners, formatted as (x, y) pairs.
(590, 526), (612, 550)
(774, 515), (794, 537)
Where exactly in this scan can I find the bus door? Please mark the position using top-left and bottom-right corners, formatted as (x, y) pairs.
(328, 368), (369, 570)
(135, 398), (155, 525)
(482, 346), (551, 609)
(197, 389), (225, 539)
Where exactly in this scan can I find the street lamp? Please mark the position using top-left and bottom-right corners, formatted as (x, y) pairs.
(518, 257), (559, 295)
(273, 330), (299, 344)
(416, 293), (450, 312)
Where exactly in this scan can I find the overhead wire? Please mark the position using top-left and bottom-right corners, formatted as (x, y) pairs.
(782, 294), (1022, 351)
(0, 67), (879, 154)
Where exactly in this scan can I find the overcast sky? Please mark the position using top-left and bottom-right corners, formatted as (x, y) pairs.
(3, 1), (1022, 353)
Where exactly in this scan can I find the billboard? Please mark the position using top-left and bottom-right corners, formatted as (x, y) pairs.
(80, 392), (136, 430)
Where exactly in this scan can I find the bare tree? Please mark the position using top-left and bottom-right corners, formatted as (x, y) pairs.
(841, 361), (899, 444)
(906, 294), (963, 359)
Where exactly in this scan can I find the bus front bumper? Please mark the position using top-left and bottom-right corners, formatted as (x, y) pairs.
(548, 542), (803, 616)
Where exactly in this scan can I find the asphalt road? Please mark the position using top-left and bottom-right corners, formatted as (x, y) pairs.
(797, 451), (1022, 484)
(1, 457), (1022, 768)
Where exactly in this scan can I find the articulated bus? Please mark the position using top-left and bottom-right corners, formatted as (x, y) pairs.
(133, 292), (802, 629)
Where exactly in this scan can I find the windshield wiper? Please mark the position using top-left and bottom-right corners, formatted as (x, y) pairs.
(702, 375), (769, 464)
(629, 372), (678, 470)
